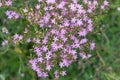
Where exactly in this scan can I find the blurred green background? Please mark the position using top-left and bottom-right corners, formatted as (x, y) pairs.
(0, 0), (120, 80)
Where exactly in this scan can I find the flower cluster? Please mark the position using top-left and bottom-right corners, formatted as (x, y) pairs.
(1, 0), (109, 79)
(27, 0), (108, 78)
(12, 34), (23, 44)
(101, 0), (109, 9)
(0, 0), (12, 7)
(5, 10), (20, 19)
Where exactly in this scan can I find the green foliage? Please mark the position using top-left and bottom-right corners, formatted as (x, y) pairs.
(0, 0), (120, 80)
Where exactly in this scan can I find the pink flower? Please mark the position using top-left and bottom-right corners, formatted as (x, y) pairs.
(78, 29), (88, 37)
(51, 18), (56, 24)
(54, 70), (59, 78)
(43, 72), (48, 78)
(14, 13), (19, 19)
(45, 54), (51, 60)
(1, 40), (8, 46)
(71, 17), (77, 23)
(103, 0), (109, 6)
(93, 1), (98, 5)
(46, 0), (56, 4)
(80, 38), (88, 44)
(63, 20), (70, 27)
(46, 51), (52, 56)
(5, 0), (12, 6)
(72, 0), (78, 3)
(23, 8), (28, 13)
(38, 0), (42, 2)
(53, 36), (58, 42)
(90, 42), (95, 50)
(77, 19), (83, 26)
(62, 59), (70, 67)
(42, 46), (48, 52)
(79, 52), (92, 59)
(44, 6), (48, 11)
(57, 1), (66, 9)
(37, 57), (43, 63)
(18, 35), (23, 40)
(69, 3), (76, 11)
(49, 6), (54, 10)
(46, 65), (51, 71)
(33, 38), (40, 43)
(101, 5), (105, 9)
(59, 62), (64, 68)
(60, 29), (66, 34)
(35, 4), (40, 9)
(61, 71), (66, 76)
(13, 34), (23, 40)
(88, 24), (93, 32)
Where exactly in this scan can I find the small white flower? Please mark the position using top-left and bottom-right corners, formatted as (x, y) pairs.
(0, 2), (2, 7)
(2, 27), (9, 34)
(117, 7), (120, 12)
